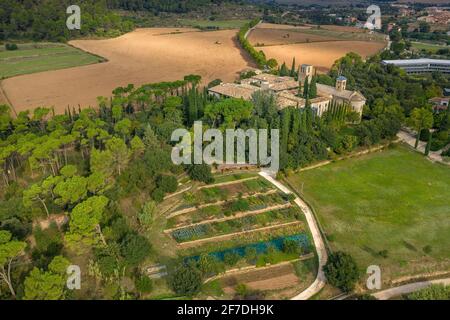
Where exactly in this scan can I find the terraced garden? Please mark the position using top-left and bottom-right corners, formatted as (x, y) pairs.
(171, 207), (303, 243)
(156, 170), (318, 298)
(166, 191), (291, 229)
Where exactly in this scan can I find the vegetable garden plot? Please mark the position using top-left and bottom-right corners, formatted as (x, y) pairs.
(170, 207), (303, 243)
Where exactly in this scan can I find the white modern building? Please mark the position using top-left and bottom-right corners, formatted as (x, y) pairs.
(381, 59), (450, 74)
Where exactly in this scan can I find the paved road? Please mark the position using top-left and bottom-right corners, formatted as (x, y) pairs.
(259, 170), (328, 300)
(397, 130), (448, 165)
(372, 278), (450, 300)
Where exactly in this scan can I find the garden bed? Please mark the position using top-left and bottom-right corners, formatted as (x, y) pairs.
(171, 207), (304, 243)
(166, 192), (291, 229)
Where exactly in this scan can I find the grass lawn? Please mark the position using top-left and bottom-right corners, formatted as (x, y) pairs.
(178, 19), (250, 29)
(0, 43), (103, 79)
(410, 41), (447, 53)
(287, 144), (450, 282)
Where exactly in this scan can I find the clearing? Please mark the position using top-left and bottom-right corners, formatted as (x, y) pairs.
(286, 144), (450, 285)
(2, 28), (253, 114)
(0, 43), (102, 79)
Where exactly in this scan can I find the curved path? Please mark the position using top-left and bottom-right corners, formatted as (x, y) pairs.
(259, 170), (328, 300)
(372, 277), (450, 300)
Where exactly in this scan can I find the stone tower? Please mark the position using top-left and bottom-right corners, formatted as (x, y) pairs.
(336, 76), (347, 91)
(300, 64), (314, 84)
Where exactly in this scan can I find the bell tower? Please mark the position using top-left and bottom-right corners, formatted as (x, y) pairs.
(300, 64), (314, 84)
(336, 76), (347, 91)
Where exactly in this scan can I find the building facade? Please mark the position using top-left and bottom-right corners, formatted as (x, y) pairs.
(381, 59), (450, 74)
(208, 66), (366, 118)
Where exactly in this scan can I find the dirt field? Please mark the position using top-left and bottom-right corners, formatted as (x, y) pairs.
(3, 28), (253, 114)
(255, 23), (311, 30)
(259, 40), (387, 72)
(248, 28), (339, 46)
(319, 25), (367, 33)
(221, 262), (300, 293)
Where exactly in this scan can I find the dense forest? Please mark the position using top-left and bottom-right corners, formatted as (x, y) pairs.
(107, 0), (247, 13)
(0, 0), (134, 41)
(0, 0), (257, 41)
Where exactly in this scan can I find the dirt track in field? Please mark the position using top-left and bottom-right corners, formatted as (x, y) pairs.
(3, 28), (254, 114)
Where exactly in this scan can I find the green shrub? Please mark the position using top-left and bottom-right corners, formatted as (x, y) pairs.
(168, 264), (203, 296)
(5, 43), (18, 51)
(135, 275), (153, 293)
(224, 252), (240, 266)
(323, 251), (360, 293)
(230, 199), (250, 212)
(188, 164), (214, 184)
(156, 175), (178, 193)
(151, 188), (165, 202)
(282, 239), (301, 255)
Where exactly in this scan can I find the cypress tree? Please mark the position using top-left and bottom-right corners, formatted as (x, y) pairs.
(280, 62), (289, 76)
(425, 132), (432, 156)
(281, 108), (291, 153)
(305, 101), (313, 132)
(309, 76), (317, 98)
(303, 76), (309, 99)
(290, 57), (296, 77)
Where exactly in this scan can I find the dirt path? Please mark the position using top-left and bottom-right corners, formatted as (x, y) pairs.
(372, 277), (450, 300)
(397, 129), (449, 166)
(197, 176), (259, 190)
(258, 170), (328, 300)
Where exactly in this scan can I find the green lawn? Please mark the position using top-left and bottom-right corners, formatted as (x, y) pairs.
(178, 19), (250, 29)
(0, 43), (103, 79)
(287, 144), (450, 282)
(410, 41), (447, 53)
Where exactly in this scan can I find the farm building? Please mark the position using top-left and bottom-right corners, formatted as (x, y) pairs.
(208, 65), (366, 118)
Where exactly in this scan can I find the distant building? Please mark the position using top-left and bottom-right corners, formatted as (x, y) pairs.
(208, 66), (366, 118)
(443, 88), (450, 96)
(381, 59), (450, 74)
(428, 97), (449, 113)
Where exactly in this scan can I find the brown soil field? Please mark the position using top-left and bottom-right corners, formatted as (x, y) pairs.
(259, 40), (387, 72)
(319, 25), (367, 33)
(256, 23), (311, 30)
(221, 263), (300, 292)
(3, 28), (253, 114)
(249, 28), (340, 46)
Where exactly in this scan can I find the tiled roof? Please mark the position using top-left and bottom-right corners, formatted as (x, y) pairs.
(316, 83), (365, 102)
(250, 73), (299, 91)
(208, 83), (259, 100)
